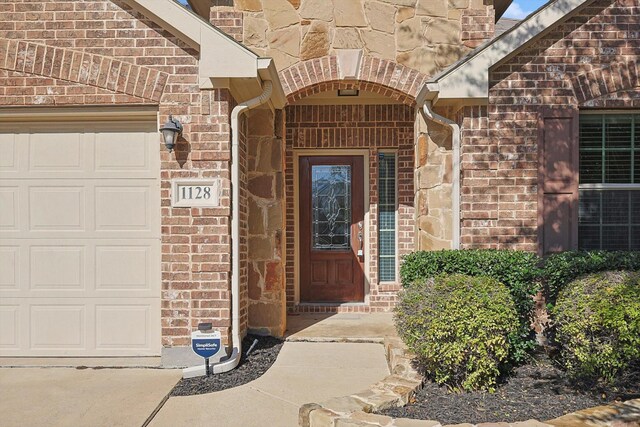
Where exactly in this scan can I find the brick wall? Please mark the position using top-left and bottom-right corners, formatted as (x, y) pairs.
(284, 104), (415, 312)
(0, 0), (237, 348)
(460, 0), (640, 251)
(209, 5), (243, 43)
(461, 3), (496, 48)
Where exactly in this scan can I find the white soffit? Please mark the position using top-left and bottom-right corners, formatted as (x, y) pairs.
(431, 0), (592, 102)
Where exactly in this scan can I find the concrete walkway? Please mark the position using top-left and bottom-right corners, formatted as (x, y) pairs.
(150, 342), (390, 427)
(0, 367), (180, 427)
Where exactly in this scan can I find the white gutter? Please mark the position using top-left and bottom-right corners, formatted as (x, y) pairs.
(182, 81), (274, 379)
(416, 85), (461, 249)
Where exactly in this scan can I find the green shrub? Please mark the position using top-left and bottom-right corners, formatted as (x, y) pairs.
(553, 271), (640, 383)
(395, 274), (520, 391)
(400, 250), (541, 362)
(543, 251), (640, 308)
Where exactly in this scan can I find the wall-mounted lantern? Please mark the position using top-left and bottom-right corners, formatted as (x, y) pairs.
(160, 114), (183, 152)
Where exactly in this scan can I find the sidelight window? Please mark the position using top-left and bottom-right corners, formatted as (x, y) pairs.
(378, 152), (397, 282)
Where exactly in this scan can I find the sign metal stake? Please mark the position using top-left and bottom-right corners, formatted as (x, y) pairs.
(191, 323), (222, 378)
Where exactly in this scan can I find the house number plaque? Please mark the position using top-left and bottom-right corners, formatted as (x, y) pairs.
(171, 178), (221, 207)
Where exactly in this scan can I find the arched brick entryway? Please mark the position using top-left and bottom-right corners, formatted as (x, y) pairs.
(280, 56), (421, 313)
(280, 55), (429, 106)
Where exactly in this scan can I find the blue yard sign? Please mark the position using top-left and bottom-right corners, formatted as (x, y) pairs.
(191, 330), (222, 359)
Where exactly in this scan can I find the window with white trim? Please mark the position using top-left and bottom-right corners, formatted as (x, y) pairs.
(578, 114), (640, 250)
(378, 152), (397, 281)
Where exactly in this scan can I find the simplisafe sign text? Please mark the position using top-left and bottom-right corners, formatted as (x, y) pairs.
(191, 330), (222, 359)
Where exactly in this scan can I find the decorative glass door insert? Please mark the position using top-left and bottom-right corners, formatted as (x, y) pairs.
(311, 165), (351, 250)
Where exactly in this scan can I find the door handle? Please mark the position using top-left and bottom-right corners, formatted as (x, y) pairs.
(357, 221), (364, 257)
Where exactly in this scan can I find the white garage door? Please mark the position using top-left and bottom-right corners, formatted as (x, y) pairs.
(0, 120), (161, 356)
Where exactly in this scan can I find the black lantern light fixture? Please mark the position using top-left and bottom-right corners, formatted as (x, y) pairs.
(160, 114), (183, 152)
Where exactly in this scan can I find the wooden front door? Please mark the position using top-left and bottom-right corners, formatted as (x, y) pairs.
(299, 156), (365, 303)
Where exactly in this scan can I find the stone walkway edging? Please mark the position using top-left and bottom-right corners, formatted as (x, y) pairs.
(298, 338), (640, 427)
(298, 336), (426, 427)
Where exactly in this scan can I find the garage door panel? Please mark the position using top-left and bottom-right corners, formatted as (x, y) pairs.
(29, 131), (85, 172)
(0, 305), (19, 349)
(30, 246), (85, 291)
(0, 132), (18, 171)
(95, 305), (152, 349)
(1, 239), (159, 299)
(29, 186), (85, 231)
(0, 186), (20, 231)
(30, 304), (86, 350)
(95, 131), (151, 171)
(0, 246), (19, 290)
(95, 186), (153, 231)
(1, 298), (160, 356)
(96, 246), (151, 291)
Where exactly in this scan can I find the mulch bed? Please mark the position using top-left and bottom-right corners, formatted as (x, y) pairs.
(380, 355), (640, 425)
(170, 334), (284, 396)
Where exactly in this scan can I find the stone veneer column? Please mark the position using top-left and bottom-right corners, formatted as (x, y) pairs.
(415, 111), (454, 250)
(246, 109), (287, 336)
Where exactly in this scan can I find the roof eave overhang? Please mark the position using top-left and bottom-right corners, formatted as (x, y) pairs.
(427, 0), (593, 106)
(122, 0), (285, 108)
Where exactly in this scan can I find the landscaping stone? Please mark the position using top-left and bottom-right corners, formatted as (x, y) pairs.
(351, 412), (394, 425)
(170, 334), (284, 396)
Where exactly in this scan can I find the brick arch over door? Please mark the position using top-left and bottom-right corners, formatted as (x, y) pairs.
(0, 39), (169, 102)
(570, 60), (640, 106)
(280, 55), (430, 106)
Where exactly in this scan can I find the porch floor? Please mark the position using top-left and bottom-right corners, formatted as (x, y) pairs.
(284, 312), (396, 343)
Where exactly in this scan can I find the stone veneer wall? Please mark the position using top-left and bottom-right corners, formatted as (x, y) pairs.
(246, 109), (287, 336)
(285, 103), (415, 312)
(414, 113), (454, 250)
(0, 0), (239, 349)
(460, 0), (640, 251)
(210, 0), (494, 76)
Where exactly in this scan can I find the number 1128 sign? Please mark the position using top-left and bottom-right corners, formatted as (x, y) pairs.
(171, 178), (221, 207)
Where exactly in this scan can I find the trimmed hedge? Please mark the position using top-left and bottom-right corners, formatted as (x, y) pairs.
(400, 250), (541, 362)
(553, 271), (640, 382)
(543, 251), (640, 307)
(395, 274), (519, 391)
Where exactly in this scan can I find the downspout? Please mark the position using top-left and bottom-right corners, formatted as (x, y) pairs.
(215, 79), (273, 374)
(417, 92), (461, 249)
(183, 80), (273, 379)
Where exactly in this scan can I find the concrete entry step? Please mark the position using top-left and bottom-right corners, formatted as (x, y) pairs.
(285, 313), (397, 342)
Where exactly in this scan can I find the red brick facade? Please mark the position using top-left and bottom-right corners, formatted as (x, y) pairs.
(284, 103), (415, 312)
(459, 0), (640, 251)
(0, 0), (238, 348)
(461, 5), (496, 48)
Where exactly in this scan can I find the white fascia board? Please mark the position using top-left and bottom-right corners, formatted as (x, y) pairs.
(124, 0), (258, 85)
(432, 0), (591, 102)
(258, 58), (286, 109)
